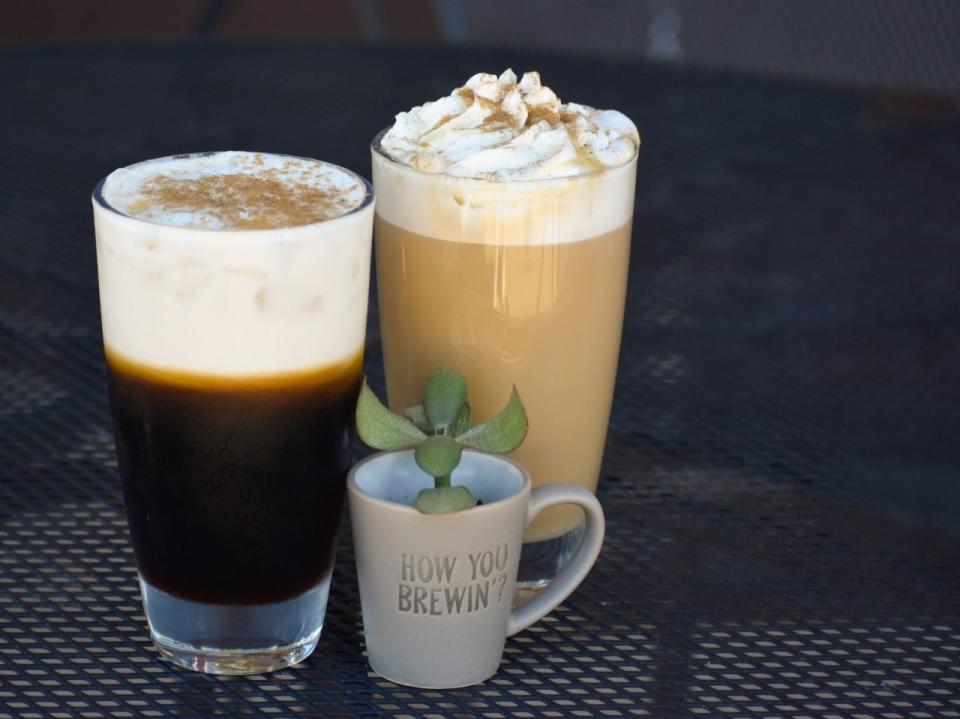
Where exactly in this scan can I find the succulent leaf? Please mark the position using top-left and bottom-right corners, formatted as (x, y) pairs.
(356, 380), (427, 450)
(456, 387), (528, 454)
(403, 405), (432, 433)
(414, 436), (463, 480)
(449, 401), (471, 437)
(422, 368), (468, 430)
(414, 486), (478, 514)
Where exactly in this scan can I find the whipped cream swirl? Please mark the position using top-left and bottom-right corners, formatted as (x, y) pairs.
(379, 70), (640, 180)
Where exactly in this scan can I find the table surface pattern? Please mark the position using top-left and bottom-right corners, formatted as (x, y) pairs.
(0, 42), (958, 719)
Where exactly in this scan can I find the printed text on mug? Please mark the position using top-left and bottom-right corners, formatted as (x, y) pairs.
(398, 545), (509, 615)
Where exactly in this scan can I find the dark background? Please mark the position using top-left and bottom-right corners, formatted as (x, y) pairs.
(4, 0), (960, 96)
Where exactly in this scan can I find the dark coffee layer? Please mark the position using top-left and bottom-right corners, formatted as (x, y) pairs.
(106, 349), (363, 605)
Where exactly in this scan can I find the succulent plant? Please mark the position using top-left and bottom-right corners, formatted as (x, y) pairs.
(355, 369), (528, 514)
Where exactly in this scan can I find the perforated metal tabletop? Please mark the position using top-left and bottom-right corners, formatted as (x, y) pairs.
(1, 43), (958, 718)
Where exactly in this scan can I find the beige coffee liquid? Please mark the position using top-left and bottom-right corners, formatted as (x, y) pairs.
(376, 217), (631, 541)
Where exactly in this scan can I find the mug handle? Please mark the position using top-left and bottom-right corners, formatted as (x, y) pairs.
(507, 484), (605, 636)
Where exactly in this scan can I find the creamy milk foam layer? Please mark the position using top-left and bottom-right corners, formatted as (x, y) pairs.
(103, 152), (367, 230)
(95, 152), (374, 376)
(374, 70), (638, 245)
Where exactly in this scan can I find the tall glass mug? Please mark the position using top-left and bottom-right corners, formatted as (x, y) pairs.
(372, 136), (636, 586)
(93, 152), (373, 674)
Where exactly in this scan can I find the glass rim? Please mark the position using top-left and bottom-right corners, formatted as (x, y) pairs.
(92, 151), (374, 234)
(370, 127), (638, 186)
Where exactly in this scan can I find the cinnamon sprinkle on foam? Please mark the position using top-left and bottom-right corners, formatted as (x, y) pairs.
(138, 171), (349, 230)
(101, 152), (366, 230)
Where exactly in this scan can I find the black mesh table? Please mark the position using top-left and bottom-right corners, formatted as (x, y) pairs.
(1, 42), (959, 718)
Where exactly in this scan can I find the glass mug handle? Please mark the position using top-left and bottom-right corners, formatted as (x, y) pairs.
(507, 485), (606, 636)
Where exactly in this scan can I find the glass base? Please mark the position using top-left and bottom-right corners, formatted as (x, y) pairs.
(154, 631), (320, 675)
(141, 574), (331, 675)
(516, 522), (586, 589)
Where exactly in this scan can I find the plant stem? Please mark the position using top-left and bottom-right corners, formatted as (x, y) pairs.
(434, 473), (452, 488)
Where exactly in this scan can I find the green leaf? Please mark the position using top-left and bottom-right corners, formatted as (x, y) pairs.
(422, 368), (468, 430)
(456, 387), (528, 454)
(448, 401), (471, 437)
(355, 380), (427, 450)
(413, 486), (478, 514)
(403, 405), (432, 433)
(415, 436), (463, 481)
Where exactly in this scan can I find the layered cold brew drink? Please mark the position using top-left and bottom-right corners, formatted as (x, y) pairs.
(372, 71), (638, 585)
(94, 152), (373, 673)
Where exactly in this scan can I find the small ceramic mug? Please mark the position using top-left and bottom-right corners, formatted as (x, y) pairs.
(348, 449), (605, 688)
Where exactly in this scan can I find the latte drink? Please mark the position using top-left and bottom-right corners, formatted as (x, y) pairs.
(94, 152), (373, 673)
(373, 71), (638, 586)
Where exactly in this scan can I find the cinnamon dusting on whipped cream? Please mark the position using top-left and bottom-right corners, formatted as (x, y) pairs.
(379, 70), (640, 180)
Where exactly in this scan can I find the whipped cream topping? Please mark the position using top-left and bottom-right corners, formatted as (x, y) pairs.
(379, 70), (640, 180)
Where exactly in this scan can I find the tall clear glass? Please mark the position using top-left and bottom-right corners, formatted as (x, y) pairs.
(93, 153), (374, 674)
(371, 134), (636, 587)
